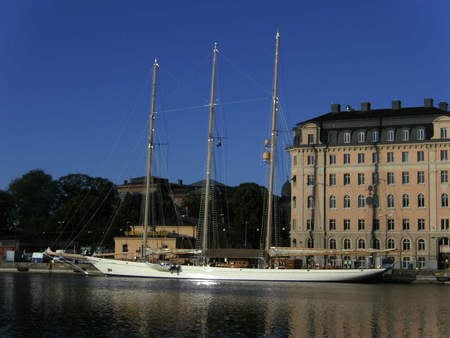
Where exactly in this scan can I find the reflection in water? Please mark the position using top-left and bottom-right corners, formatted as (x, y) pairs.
(0, 273), (449, 337)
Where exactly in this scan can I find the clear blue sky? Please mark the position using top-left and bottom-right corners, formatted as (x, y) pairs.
(2, 0), (450, 191)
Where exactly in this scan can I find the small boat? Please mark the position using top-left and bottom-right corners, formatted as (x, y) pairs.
(47, 33), (391, 282)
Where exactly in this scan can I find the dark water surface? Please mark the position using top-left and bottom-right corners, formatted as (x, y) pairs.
(0, 273), (449, 337)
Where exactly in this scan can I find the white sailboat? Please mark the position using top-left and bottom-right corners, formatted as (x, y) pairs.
(47, 33), (392, 282)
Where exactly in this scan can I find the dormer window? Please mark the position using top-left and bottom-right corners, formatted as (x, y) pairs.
(358, 131), (365, 143)
(307, 134), (315, 144)
(372, 130), (379, 142)
(441, 128), (448, 139)
(417, 128), (425, 140)
(402, 129), (410, 141)
(387, 129), (395, 142)
(343, 132), (351, 144)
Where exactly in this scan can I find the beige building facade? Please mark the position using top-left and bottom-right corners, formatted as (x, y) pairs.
(289, 99), (450, 269)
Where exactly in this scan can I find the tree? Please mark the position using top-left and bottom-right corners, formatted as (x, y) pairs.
(8, 169), (58, 234)
(0, 190), (16, 236)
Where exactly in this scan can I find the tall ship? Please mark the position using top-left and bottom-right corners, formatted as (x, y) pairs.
(48, 33), (392, 282)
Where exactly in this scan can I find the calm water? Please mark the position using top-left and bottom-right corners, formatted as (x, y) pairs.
(0, 273), (449, 337)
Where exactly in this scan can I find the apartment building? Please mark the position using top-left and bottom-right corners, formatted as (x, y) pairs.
(289, 98), (450, 269)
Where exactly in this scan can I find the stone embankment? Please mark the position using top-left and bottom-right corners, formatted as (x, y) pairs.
(0, 261), (102, 275)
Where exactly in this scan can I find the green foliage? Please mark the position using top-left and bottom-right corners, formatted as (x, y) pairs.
(0, 190), (16, 235)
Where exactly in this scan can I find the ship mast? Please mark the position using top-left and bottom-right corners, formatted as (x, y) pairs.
(142, 58), (159, 259)
(264, 32), (280, 254)
(201, 43), (219, 261)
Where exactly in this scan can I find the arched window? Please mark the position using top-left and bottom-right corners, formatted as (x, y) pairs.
(329, 238), (336, 249)
(374, 239), (380, 249)
(343, 238), (351, 249)
(402, 194), (409, 207)
(418, 193), (425, 207)
(418, 239), (426, 251)
(307, 238), (314, 248)
(442, 193), (449, 207)
(358, 195), (365, 208)
(387, 194), (394, 208)
(358, 239), (365, 249)
(402, 238), (411, 251)
(387, 238), (395, 249)
(344, 195), (351, 208)
(307, 196), (314, 209)
(329, 195), (336, 209)
(358, 131), (365, 143)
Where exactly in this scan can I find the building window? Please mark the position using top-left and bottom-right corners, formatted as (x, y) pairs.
(441, 150), (448, 161)
(307, 238), (314, 248)
(441, 128), (448, 139)
(402, 194), (410, 208)
(442, 193), (449, 207)
(402, 239), (411, 251)
(343, 153), (350, 164)
(306, 219), (314, 231)
(417, 171), (425, 184)
(357, 239), (365, 249)
(374, 239), (381, 249)
(307, 175), (315, 185)
(417, 257), (426, 269)
(387, 152), (394, 162)
(417, 128), (425, 140)
(373, 219), (380, 231)
(402, 129), (410, 141)
(358, 195), (366, 208)
(387, 194), (395, 208)
(292, 196), (296, 208)
(329, 219), (336, 231)
(402, 257), (411, 269)
(329, 195), (336, 209)
(372, 152), (379, 163)
(372, 130), (379, 142)
(329, 174), (336, 186)
(344, 132), (351, 144)
(402, 219), (410, 230)
(417, 151), (424, 162)
(358, 131), (365, 143)
(307, 196), (314, 209)
(358, 219), (365, 230)
(441, 170), (448, 183)
(344, 219), (351, 230)
(418, 239), (426, 251)
(344, 195), (351, 208)
(307, 134), (315, 144)
(358, 173), (365, 185)
(344, 173), (351, 185)
(329, 239), (336, 249)
(292, 218), (296, 229)
(122, 244), (128, 253)
(387, 129), (395, 142)
(402, 152), (409, 162)
(387, 238), (395, 249)
(418, 193), (425, 208)
(372, 173), (379, 185)
(307, 155), (315, 165)
(293, 155), (297, 166)
(358, 153), (365, 163)
(418, 219), (425, 230)
(441, 218), (450, 230)
(387, 172), (395, 185)
(402, 172), (409, 184)
(343, 238), (351, 249)
(388, 219), (395, 230)
(329, 154), (336, 164)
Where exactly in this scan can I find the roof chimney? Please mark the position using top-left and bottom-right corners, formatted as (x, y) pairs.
(392, 100), (401, 110)
(424, 98), (434, 108)
(439, 102), (448, 112)
(361, 102), (371, 111)
(331, 103), (341, 113)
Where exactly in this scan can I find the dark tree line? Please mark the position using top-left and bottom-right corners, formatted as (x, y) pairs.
(0, 169), (290, 252)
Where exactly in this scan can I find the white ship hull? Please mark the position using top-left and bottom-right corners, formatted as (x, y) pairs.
(86, 257), (389, 282)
